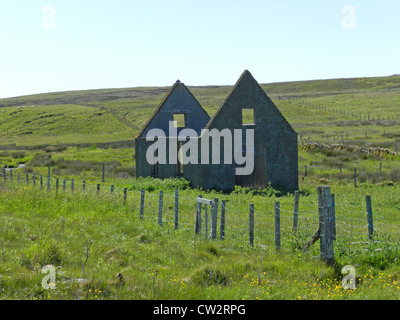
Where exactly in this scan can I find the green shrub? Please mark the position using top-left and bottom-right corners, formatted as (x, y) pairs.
(29, 153), (54, 167)
(11, 151), (26, 159)
(21, 241), (66, 269)
(190, 265), (230, 286)
(127, 177), (191, 191)
(232, 183), (285, 197)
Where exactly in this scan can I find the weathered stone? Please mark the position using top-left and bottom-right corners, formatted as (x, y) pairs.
(135, 70), (298, 192)
(135, 80), (210, 178)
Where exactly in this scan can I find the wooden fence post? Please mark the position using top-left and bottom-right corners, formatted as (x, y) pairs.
(83, 181), (86, 191)
(63, 179), (66, 192)
(111, 185), (114, 193)
(97, 183), (100, 194)
(47, 164), (51, 191)
(71, 178), (74, 191)
(174, 189), (179, 230)
(249, 203), (254, 247)
(195, 195), (202, 234)
(317, 186), (334, 266)
(275, 202), (281, 250)
(123, 188), (127, 205)
(33, 174), (36, 186)
(366, 195), (374, 240)
(56, 178), (59, 193)
(293, 191), (299, 232)
(354, 168), (357, 187)
(40, 175), (43, 189)
(158, 190), (163, 227)
(2, 168), (5, 183)
(211, 198), (219, 240)
(220, 200), (226, 240)
(26, 173), (29, 185)
(18, 173), (20, 183)
(204, 204), (208, 238)
(140, 188), (145, 220)
(331, 194), (336, 240)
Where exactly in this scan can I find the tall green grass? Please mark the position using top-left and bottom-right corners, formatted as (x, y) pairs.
(1, 179), (400, 300)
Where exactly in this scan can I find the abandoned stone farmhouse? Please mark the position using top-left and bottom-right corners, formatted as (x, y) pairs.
(135, 70), (298, 192)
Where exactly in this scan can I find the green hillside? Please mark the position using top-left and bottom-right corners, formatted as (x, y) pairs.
(0, 74), (399, 181)
(1, 74), (400, 143)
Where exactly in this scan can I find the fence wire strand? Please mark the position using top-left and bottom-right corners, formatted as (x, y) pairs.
(1, 170), (400, 254)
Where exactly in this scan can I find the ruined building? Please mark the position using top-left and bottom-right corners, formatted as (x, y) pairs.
(135, 70), (298, 192)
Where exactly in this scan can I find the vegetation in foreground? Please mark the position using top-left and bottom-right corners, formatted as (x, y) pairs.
(1, 178), (400, 300)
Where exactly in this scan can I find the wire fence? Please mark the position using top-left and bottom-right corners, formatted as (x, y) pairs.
(1, 168), (400, 260)
(276, 94), (400, 154)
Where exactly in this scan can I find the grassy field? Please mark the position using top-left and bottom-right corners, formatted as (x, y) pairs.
(1, 74), (400, 300)
(1, 178), (400, 300)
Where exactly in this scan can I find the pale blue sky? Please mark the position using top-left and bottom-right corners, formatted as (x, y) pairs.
(0, 0), (399, 98)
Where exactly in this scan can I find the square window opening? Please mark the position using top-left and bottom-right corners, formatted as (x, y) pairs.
(173, 113), (187, 128)
(242, 108), (255, 125)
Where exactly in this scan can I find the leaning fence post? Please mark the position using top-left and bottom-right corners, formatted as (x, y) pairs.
(275, 201), (281, 250)
(293, 191), (299, 232)
(211, 198), (219, 240)
(366, 195), (374, 240)
(220, 200), (226, 240)
(174, 189), (179, 230)
(158, 190), (163, 227)
(249, 203), (254, 247)
(140, 188), (145, 220)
